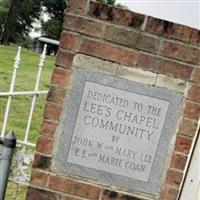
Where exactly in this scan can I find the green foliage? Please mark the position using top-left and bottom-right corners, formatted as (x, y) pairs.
(19, 37), (35, 49)
(0, 0), (42, 44)
(41, 0), (66, 40)
(40, 0), (66, 55)
(6, 182), (28, 200)
(0, 0), (9, 40)
(41, 19), (62, 40)
(42, 0), (66, 21)
(96, 0), (116, 5)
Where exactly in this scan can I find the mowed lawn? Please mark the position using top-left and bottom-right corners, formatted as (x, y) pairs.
(0, 45), (55, 144)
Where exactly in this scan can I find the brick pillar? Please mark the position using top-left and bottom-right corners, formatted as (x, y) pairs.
(26, 1), (200, 200)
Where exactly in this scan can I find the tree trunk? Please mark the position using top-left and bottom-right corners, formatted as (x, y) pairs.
(2, 0), (18, 45)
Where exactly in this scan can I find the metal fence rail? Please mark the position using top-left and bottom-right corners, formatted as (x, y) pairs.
(0, 45), (48, 147)
(0, 45), (49, 199)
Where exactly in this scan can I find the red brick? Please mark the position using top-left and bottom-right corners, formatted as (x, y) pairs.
(146, 17), (200, 44)
(66, 0), (88, 14)
(43, 102), (62, 121)
(41, 121), (57, 137)
(170, 153), (187, 170)
(62, 196), (82, 200)
(136, 53), (160, 73)
(160, 187), (179, 200)
(36, 136), (54, 155)
(55, 50), (74, 68)
(60, 31), (79, 51)
(166, 169), (183, 187)
(47, 175), (101, 200)
(184, 101), (200, 120)
(26, 187), (58, 200)
(159, 62), (193, 80)
(30, 169), (47, 187)
(51, 67), (71, 86)
(191, 68), (200, 84)
(33, 154), (51, 170)
(160, 41), (200, 65)
(175, 136), (192, 154)
(179, 118), (198, 138)
(104, 25), (160, 53)
(64, 15), (103, 38)
(102, 190), (141, 200)
(136, 53), (193, 80)
(188, 86), (200, 103)
(47, 85), (66, 104)
(80, 39), (138, 66)
(89, 2), (145, 29)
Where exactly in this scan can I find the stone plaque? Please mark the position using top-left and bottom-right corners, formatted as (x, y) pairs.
(54, 68), (183, 195)
(67, 81), (169, 182)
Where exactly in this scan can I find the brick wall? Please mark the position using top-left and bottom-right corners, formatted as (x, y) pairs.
(26, 1), (200, 200)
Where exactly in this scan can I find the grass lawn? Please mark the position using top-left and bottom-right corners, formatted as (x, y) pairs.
(5, 182), (28, 200)
(0, 45), (55, 144)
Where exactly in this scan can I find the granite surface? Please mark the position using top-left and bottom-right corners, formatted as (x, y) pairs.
(53, 68), (183, 195)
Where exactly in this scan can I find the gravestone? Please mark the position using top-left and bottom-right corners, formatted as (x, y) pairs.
(53, 68), (183, 194)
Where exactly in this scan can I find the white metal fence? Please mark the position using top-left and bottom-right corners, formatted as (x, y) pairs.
(0, 45), (48, 147)
(0, 45), (50, 199)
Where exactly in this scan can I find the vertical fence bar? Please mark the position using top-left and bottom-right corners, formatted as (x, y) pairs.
(24, 44), (47, 143)
(1, 47), (21, 137)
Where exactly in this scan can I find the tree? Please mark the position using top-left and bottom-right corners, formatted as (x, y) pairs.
(0, 0), (9, 42)
(42, 19), (62, 40)
(40, 0), (66, 54)
(41, 0), (66, 40)
(1, 0), (42, 44)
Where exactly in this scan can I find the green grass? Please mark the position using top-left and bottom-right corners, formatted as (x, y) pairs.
(5, 182), (28, 200)
(0, 45), (55, 144)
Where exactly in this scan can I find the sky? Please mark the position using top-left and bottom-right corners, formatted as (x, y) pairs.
(116, 0), (200, 30)
(30, 0), (200, 38)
